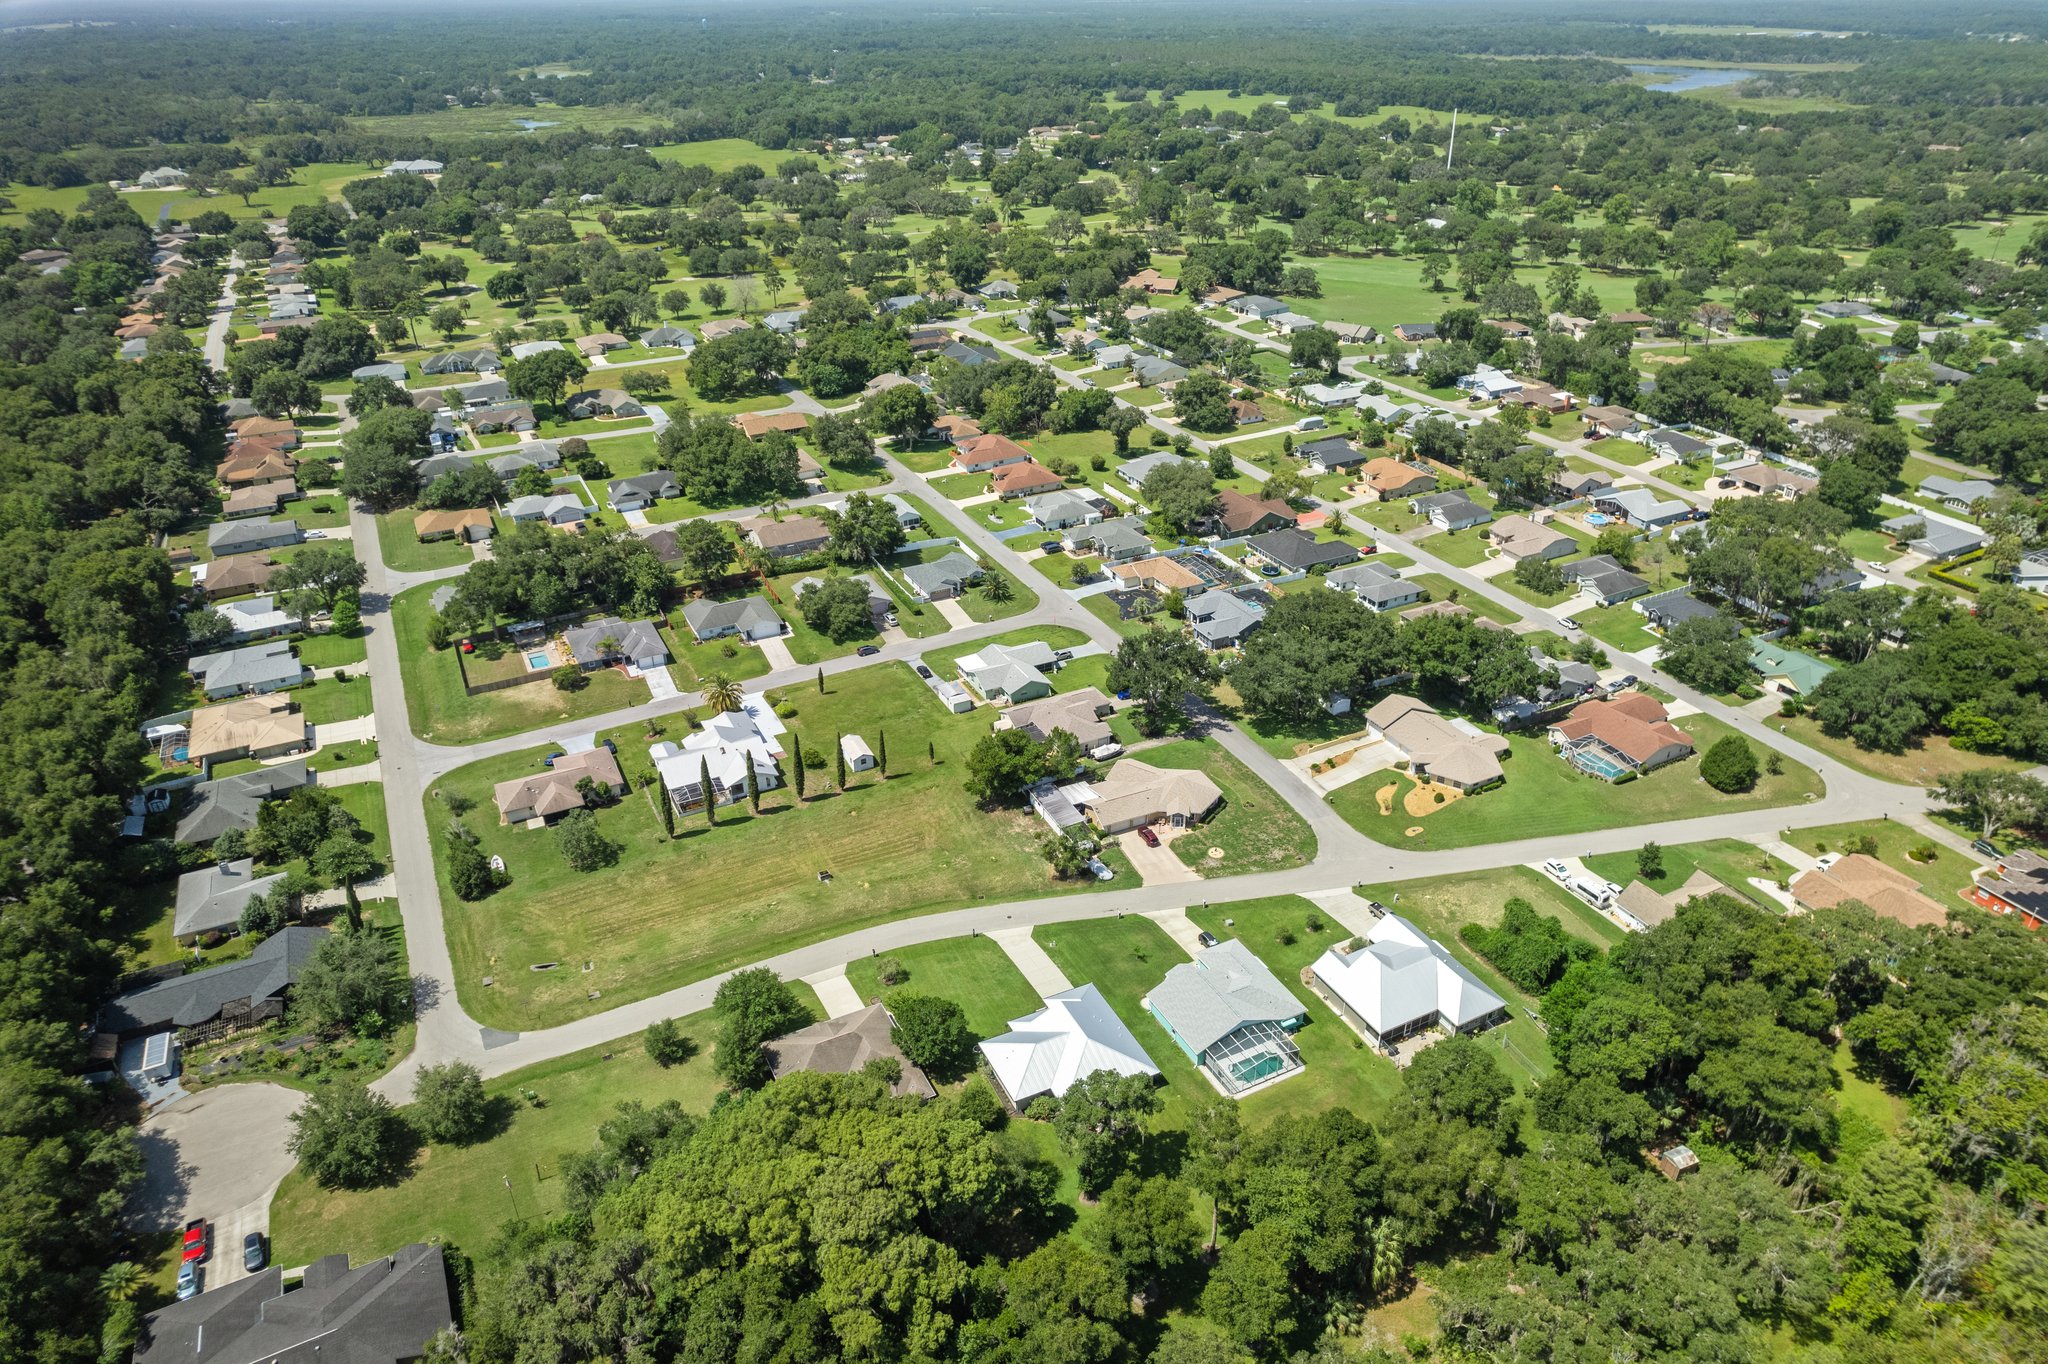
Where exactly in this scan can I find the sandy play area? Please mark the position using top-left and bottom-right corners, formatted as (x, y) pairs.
(1374, 777), (1466, 819)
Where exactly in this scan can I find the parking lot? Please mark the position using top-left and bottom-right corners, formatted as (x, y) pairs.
(130, 1082), (304, 1290)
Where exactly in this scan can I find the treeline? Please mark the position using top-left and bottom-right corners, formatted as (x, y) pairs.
(0, 196), (225, 1358)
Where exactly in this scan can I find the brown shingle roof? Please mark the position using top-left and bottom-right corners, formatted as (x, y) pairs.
(1213, 488), (1295, 535)
(734, 410), (810, 438)
(1792, 855), (1948, 927)
(1549, 694), (1693, 767)
(989, 460), (1063, 495)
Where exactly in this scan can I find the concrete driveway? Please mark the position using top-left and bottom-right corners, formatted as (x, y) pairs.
(1118, 827), (1205, 885)
(130, 1082), (304, 1287)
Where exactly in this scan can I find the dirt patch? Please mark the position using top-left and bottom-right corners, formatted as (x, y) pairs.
(1403, 779), (1464, 817)
(1375, 782), (1397, 816)
(1405, 825), (1426, 838)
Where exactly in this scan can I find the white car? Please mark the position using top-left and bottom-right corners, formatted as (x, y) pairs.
(1087, 857), (1114, 881)
(1542, 859), (1570, 881)
(304, 529), (328, 539)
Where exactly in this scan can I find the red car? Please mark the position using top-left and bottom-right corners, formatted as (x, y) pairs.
(1136, 826), (1161, 848)
(182, 1219), (210, 1265)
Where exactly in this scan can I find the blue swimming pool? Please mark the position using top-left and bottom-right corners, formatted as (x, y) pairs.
(526, 651), (551, 670)
(1585, 512), (1610, 526)
(1570, 747), (1630, 780)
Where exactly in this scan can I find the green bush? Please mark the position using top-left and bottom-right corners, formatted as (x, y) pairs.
(1700, 734), (1760, 793)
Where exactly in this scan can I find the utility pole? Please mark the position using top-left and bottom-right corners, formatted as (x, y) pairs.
(1446, 108), (1458, 171)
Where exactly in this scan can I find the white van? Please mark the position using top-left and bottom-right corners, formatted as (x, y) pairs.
(1296, 415), (1327, 432)
(1569, 875), (1613, 907)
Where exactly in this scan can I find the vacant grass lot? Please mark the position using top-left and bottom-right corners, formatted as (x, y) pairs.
(390, 582), (651, 744)
(433, 666), (1121, 1028)
(1133, 738), (1319, 877)
(1330, 716), (1823, 850)
(1405, 574), (1523, 625)
(1764, 712), (2027, 786)
(1583, 837), (1796, 912)
(1575, 603), (1663, 653)
(845, 936), (1044, 1038)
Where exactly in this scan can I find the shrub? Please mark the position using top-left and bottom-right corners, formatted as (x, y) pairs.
(411, 1062), (491, 1145)
(1909, 841), (1939, 864)
(552, 665), (587, 692)
(1305, 912), (1325, 933)
(555, 810), (621, 872)
(287, 1083), (413, 1190)
(953, 1074), (1006, 1129)
(1700, 734), (1760, 793)
(801, 745), (826, 769)
(1847, 833), (1880, 857)
(875, 955), (909, 986)
(643, 1018), (698, 1067)
(1275, 927), (1297, 946)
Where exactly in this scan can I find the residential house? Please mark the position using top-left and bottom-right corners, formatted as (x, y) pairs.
(933, 413), (985, 443)
(1120, 451), (1201, 490)
(503, 493), (593, 526)
(607, 471), (680, 512)
(768, 1003), (935, 1100)
(820, 491), (923, 528)
(999, 689), (1115, 748)
(101, 926), (324, 1040)
(746, 514), (830, 557)
(385, 157), (446, 174)
(1925, 361), (1973, 385)
(1552, 467), (1614, 501)
(937, 340), (998, 368)
(186, 642), (306, 700)
(1308, 913), (1508, 1047)
(1411, 491), (1493, 531)
(174, 761), (311, 844)
(762, 309), (806, 335)
(453, 377), (511, 408)
(1130, 355), (1188, 387)
(1327, 561), (1424, 613)
(575, 332), (629, 359)
(1186, 591), (1264, 649)
(1268, 311), (1319, 333)
(1815, 300), (1878, 319)
(567, 389), (646, 419)
(989, 460), (1065, 499)
(698, 317), (751, 341)
(172, 858), (287, 942)
(1060, 757), (1223, 836)
(1749, 638), (1836, 695)
(980, 984), (1160, 1106)
(1227, 396), (1268, 425)
(1609, 310), (1656, 331)
(218, 448), (298, 485)
(639, 325), (695, 351)
(1294, 436), (1367, 477)
(1965, 849), (2048, 930)
(508, 340), (567, 360)
(1326, 321), (1378, 344)
(1596, 486), (1694, 530)
(1614, 871), (1738, 933)
(1526, 646), (1600, 704)
(1484, 318), (1533, 338)
(1880, 513), (1985, 561)
(1245, 527), (1359, 575)
(1724, 462), (1818, 498)
(1508, 379), (1574, 413)
(1486, 514), (1575, 563)
(1644, 429), (1711, 462)
(133, 1243), (454, 1364)
(734, 410), (810, 440)
(207, 517), (302, 557)
(185, 695), (306, 764)
(487, 444), (563, 480)
(1093, 344), (1136, 370)
(1634, 587), (1718, 633)
(1391, 323), (1438, 343)
(952, 432), (1034, 473)
(257, 316), (317, 337)
(1457, 366), (1523, 401)
(1549, 692), (1695, 778)
(563, 617), (669, 671)
(493, 747), (627, 825)
(682, 596), (784, 643)
(1200, 286), (1244, 306)
(1364, 694), (1509, 791)
(1300, 381), (1366, 408)
(1356, 457), (1437, 501)
(351, 361), (408, 386)
(1917, 474), (1998, 512)
(1026, 488), (1103, 531)
(878, 293), (923, 315)
(137, 166), (188, 188)
(902, 550), (984, 600)
(2015, 551), (2048, 593)
(1792, 854), (1947, 927)
(413, 507), (493, 542)
(421, 347), (500, 375)
(1581, 405), (1641, 438)
(977, 279), (1020, 300)
(1068, 517), (1152, 564)
(651, 693), (787, 811)
(1122, 268), (1177, 295)
(221, 479), (298, 519)
(1548, 313), (1596, 340)
(862, 372), (916, 398)
(466, 403), (537, 433)
(1228, 295), (1287, 320)
(199, 555), (280, 601)
(213, 594), (303, 644)
(1114, 556), (1206, 595)
(1212, 489), (1295, 537)
(1146, 939), (1306, 1095)
(957, 641), (1059, 703)
(1563, 554), (1650, 605)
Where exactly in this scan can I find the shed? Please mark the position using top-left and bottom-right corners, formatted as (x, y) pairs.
(140, 1032), (176, 1082)
(841, 734), (877, 773)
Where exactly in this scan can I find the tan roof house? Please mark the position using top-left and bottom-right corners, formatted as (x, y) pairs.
(1363, 694), (1510, 792)
(414, 508), (494, 542)
(997, 688), (1116, 749)
(1614, 870), (1738, 933)
(953, 432), (1034, 473)
(1123, 268), (1177, 295)
(1114, 556), (1206, 594)
(1791, 855), (1948, 927)
(746, 514), (831, 557)
(493, 748), (626, 825)
(1068, 759), (1223, 834)
(1486, 514), (1576, 563)
(1213, 489), (1295, 537)
(201, 555), (281, 600)
(1356, 457), (1437, 501)
(187, 695), (307, 764)
(767, 1002), (937, 1099)
(735, 410), (810, 439)
(222, 479), (299, 519)
(989, 460), (1064, 498)
(1548, 693), (1694, 777)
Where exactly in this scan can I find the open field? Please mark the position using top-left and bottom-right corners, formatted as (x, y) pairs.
(844, 936), (1044, 1038)
(1331, 715), (1823, 849)
(433, 665), (1125, 1028)
(1764, 712), (2027, 786)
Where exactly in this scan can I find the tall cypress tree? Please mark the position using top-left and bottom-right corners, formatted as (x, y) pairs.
(792, 732), (807, 799)
(700, 757), (717, 827)
(877, 728), (887, 775)
(745, 761), (761, 813)
(659, 777), (675, 838)
(834, 732), (847, 790)
(816, 666), (825, 694)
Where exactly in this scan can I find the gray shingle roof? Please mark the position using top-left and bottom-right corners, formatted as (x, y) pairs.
(683, 596), (781, 637)
(902, 551), (982, 597)
(102, 927), (326, 1035)
(173, 858), (287, 939)
(174, 761), (310, 844)
(1149, 939), (1304, 1056)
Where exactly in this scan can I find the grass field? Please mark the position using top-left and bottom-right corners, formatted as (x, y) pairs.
(1764, 712), (2027, 786)
(1134, 738), (1319, 877)
(0, 161), (378, 228)
(374, 511), (479, 573)
(350, 104), (664, 138)
(434, 665), (1125, 1028)
(390, 582), (651, 744)
(1582, 837), (1796, 912)
(844, 936), (1044, 1038)
(1331, 715), (1824, 850)
(645, 138), (795, 173)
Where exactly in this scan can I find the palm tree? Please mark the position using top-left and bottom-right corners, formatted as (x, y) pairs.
(702, 672), (745, 715)
(1366, 1216), (1406, 1301)
(100, 1262), (147, 1303)
(982, 572), (1015, 604)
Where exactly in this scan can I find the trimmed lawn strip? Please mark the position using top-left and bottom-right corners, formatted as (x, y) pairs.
(1030, 917), (1205, 1128)
(1574, 603), (1662, 654)
(1586, 437), (1655, 465)
(297, 675), (375, 725)
(435, 666), (1118, 1029)
(1131, 739), (1317, 878)
(1082, 590), (1155, 639)
(295, 629), (369, 670)
(844, 936), (1044, 1039)
(1329, 715), (1824, 850)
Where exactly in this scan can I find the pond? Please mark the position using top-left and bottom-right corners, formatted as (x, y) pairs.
(1625, 64), (1761, 93)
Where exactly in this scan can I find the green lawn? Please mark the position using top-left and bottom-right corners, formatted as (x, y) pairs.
(761, 565), (891, 663)
(1404, 574), (1523, 625)
(434, 666), (1121, 1029)
(844, 936), (1044, 1038)
(920, 626), (1090, 684)
(1764, 712), (2028, 787)
(1575, 603), (1663, 653)
(664, 624), (774, 690)
(1586, 437), (1656, 466)
(644, 137), (795, 172)
(375, 510), (479, 573)
(1330, 716), (1824, 850)
(390, 583), (651, 744)
(296, 675), (374, 724)
(1132, 739), (1318, 878)
(1082, 591), (1158, 639)
(296, 628), (369, 670)
(1784, 819), (1979, 908)
(1582, 838), (1795, 913)
(1417, 526), (1496, 568)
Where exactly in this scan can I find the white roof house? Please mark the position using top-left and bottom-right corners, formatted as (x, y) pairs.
(1308, 912), (1508, 1046)
(650, 693), (788, 810)
(978, 983), (1160, 1105)
(957, 641), (1057, 703)
(508, 340), (567, 360)
(214, 594), (303, 642)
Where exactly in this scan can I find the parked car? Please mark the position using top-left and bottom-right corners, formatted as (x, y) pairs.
(856, 644), (881, 657)
(1053, 649), (1074, 662)
(1039, 540), (1062, 554)
(460, 640), (475, 653)
(1542, 859), (1570, 881)
(1973, 839), (2000, 858)
(1196, 930), (1219, 948)
(243, 1232), (266, 1273)
(600, 739), (617, 755)
(542, 751), (565, 766)
(1612, 674), (1638, 691)
(1087, 857), (1114, 881)
(304, 529), (328, 539)
(1137, 826), (1161, 848)
(914, 664), (933, 679)
(1558, 616), (1581, 631)
(182, 1219), (210, 1264)
(1364, 900), (1388, 915)
(176, 1261), (200, 1301)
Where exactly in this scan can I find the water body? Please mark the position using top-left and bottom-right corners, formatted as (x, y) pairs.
(1626, 63), (1761, 93)
(514, 118), (561, 131)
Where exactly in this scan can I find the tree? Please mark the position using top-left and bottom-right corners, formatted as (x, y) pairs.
(555, 809), (621, 872)
(1108, 627), (1220, 733)
(981, 570), (1015, 604)
(1700, 734), (1760, 793)
(1041, 832), (1090, 879)
(711, 967), (813, 1089)
(1091, 1174), (1200, 1296)
(700, 757), (717, 827)
(798, 576), (877, 643)
(668, 519), (735, 583)
(503, 347), (588, 415)
(348, 374), (409, 417)
(445, 827), (498, 901)
(238, 890), (286, 940)
(1930, 769), (2048, 842)
(1106, 404), (1146, 453)
(965, 729), (1050, 805)
(412, 1062), (490, 1144)
(1170, 371), (1237, 433)
(1289, 324), (1340, 377)
(689, 327), (795, 400)
(316, 833), (376, 932)
(1637, 840), (1665, 880)
(1232, 590), (1401, 724)
(272, 543), (368, 616)
(823, 492), (907, 564)
(252, 368), (319, 419)
(294, 927), (403, 1036)
(1658, 613), (1754, 695)
(287, 1083), (412, 1189)
(834, 731), (847, 790)
(887, 993), (976, 1078)
(1202, 1221), (1300, 1355)
(1053, 1068), (1162, 1194)
(859, 383), (936, 442)
(701, 672), (744, 715)
(1186, 1098), (1246, 1251)
(643, 1018), (698, 1067)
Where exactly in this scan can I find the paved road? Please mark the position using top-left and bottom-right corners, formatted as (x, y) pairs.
(131, 1083), (303, 1285)
(199, 252), (242, 371)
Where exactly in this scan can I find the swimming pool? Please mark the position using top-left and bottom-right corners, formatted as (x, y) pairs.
(1585, 512), (1610, 526)
(526, 651), (551, 670)
(1570, 747), (1630, 780)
